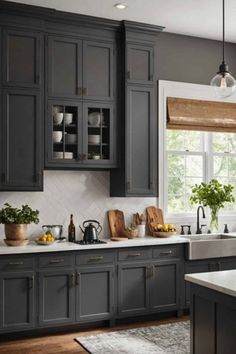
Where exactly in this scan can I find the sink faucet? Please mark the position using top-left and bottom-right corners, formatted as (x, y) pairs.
(196, 206), (206, 234)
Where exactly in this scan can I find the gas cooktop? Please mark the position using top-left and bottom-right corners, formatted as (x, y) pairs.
(73, 239), (107, 245)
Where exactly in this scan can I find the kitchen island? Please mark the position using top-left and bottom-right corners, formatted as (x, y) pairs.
(185, 270), (236, 354)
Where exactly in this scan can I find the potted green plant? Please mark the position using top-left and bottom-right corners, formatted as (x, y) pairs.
(190, 179), (235, 231)
(0, 203), (39, 245)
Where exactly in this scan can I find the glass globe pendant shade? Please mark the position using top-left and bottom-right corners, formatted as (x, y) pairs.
(210, 63), (236, 98)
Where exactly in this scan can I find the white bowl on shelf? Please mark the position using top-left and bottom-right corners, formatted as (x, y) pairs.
(53, 113), (63, 125)
(64, 152), (74, 159)
(53, 151), (64, 159)
(64, 113), (73, 125)
(65, 134), (77, 144)
(53, 131), (62, 143)
(88, 134), (101, 144)
(88, 112), (101, 126)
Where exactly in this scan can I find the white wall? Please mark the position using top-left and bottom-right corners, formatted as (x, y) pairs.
(0, 171), (157, 240)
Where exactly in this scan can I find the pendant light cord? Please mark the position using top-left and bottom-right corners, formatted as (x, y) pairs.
(223, 0), (225, 63)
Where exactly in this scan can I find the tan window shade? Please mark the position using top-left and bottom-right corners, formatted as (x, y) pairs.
(167, 97), (236, 132)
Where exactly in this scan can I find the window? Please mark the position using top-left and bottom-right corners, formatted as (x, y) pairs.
(165, 130), (236, 215)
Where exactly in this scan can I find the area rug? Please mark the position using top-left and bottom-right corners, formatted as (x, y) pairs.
(75, 321), (190, 354)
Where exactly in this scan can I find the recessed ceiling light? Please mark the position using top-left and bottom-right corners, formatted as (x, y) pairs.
(114, 3), (128, 10)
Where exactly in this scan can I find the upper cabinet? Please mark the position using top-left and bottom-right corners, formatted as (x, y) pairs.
(48, 36), (83, 99)
(2, 29), (42, 88)
(0, 26), (43, 191)
(46, 33), (116, 169)
(126, 44), (154, 84)
(47, 36), (114, 101)
(110, 21), (163, 197)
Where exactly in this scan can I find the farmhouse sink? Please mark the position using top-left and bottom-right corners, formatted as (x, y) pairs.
(181, 234), (236, 260)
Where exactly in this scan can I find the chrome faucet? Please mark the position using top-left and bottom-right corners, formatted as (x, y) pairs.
(196, 206), (206, 234)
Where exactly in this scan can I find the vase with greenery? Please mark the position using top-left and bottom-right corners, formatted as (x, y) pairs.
(0, 203), (39, 243)
(190, 179), (235, 231)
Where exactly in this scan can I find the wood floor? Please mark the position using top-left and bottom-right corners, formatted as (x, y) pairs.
(0, 316), (189, 354)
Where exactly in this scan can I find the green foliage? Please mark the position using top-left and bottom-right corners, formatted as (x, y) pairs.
(190, 179), (235, 210)
(0, 203), (39, 224)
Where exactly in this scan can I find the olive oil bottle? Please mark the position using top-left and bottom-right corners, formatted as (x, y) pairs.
(68, 214), (76, 242)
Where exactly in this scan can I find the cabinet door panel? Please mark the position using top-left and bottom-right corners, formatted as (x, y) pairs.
(83, 41), (113, 100)
(76, 266), (114, 322)
(0, 271), (34, 331)
(38, 270), (75, 326)
(127, 44), (153, 83)
(126, 86), (155, 196)
(3, 29), (41, 87)
(48, 36), (82, 98)
(118, 263), (149, 316)
(1, 89), (42, 190)
(150, 261), (180, 311)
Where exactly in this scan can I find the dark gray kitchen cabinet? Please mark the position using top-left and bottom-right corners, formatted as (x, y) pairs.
(125, 85), (156, 196)
(126, 43), (154, 84)
(46, 100), (115, 168)
(47, 36), (82, 99)
(118, 262), (149, 316)
(2, 29), (42, 88)
(150, 261), (180, 312)
(0, 89), (43, 191)
(38, 269), (75, 326)
(76, 265), (114, 322)
(47, 36), (114, 101)
(110, 21), (162, 197)
(83, 40), (114, 100)
(0, 271), (35, 332)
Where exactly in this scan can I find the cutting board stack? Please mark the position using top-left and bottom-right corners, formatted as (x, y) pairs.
(107, 206), (165, 240)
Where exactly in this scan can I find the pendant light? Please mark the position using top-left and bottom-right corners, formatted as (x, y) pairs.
(210, 0), (236, 98)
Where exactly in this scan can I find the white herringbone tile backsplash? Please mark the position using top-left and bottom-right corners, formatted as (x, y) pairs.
(0, 171), (157, 240)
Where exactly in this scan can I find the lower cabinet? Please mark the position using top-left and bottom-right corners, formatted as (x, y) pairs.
(150, 261), (180, 312)
(76, 265), (115, 322)
(0, 271), (35, 332)
(184, 258), (236, 307)
(118, 260), (180, 317)
(118, 262), (149, 316)
(38, 269), (75, 326)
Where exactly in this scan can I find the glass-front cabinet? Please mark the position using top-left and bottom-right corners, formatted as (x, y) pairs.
(46, 100), (115, 168)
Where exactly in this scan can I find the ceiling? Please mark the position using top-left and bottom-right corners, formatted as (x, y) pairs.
(4, 0), (236, 43)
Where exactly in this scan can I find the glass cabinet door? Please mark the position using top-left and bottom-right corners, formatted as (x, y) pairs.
(84, 103), (114, 165)
(48, 101), (82, 164)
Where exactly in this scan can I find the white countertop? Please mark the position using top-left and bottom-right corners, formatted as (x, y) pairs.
(185, 269), (236, 298)
(0, 235), (188, 255)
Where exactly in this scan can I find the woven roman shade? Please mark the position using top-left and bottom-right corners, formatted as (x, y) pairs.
(167, 97), (236, 132)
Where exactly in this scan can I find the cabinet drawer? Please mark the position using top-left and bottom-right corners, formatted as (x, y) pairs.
(0, 256), (34, 271)
(38, 254), (73, 268)
(118, 248), (151, 262)
(153, 245), (182, 259)
(76, 252), (114, 265)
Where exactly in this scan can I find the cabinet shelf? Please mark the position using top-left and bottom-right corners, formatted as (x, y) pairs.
(88, 125), (108, 128)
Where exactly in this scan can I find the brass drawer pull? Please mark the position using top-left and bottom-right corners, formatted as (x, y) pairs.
(70, 273), (75, 287)
(128, 253), (141, 257)
(49, 258), (64, 263)
(160, 251), (173, 256)
(9, 261), (24, 265)
(76, 272), (81, 285)
(89, 256), (104, 261)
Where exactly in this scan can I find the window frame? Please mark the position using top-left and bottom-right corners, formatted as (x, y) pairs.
(158, 80), (236, 224)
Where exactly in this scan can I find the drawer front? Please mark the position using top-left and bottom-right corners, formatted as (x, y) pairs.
(118, 248), (152, 262)
(0, 256), (34, 271)
(76, 252), (114, 266)
(153, 245), (182, 259)
(38, 254), (73, 268)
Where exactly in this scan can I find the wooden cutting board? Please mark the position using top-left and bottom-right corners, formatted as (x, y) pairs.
(146, 206), (164, 236)
(107, 209), (127, 240)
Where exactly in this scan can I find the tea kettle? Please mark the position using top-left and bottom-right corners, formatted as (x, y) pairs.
(79, 220), (102, 242)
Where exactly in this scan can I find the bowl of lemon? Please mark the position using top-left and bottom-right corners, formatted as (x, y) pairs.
(35, 233), (56, 245)
(151, 223), (176, 238)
